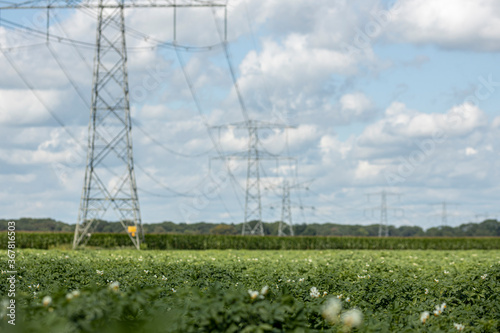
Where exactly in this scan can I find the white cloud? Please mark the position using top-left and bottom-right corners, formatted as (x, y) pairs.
(465, 147), (478, 156)
(358, 102), (488, 149)
(493, 116), (500, 128)
(340, 92), (375, 121)
(354, 160), (384, 180)
(0, 90), (62, 125)
(388, 0), (500, 51)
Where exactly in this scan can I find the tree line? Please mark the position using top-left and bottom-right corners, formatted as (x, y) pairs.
(1, 218), (499, 237)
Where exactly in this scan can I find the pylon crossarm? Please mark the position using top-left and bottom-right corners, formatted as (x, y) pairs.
(0, 0), (226, 10)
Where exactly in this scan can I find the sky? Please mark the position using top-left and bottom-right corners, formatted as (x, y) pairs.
(0, 0), (500, 229)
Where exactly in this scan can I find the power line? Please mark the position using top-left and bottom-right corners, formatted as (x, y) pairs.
(172, 11), (247, 215)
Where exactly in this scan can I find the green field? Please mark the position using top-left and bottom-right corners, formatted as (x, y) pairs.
(1, 249), (499, 332)
(2, 232), (500, 250)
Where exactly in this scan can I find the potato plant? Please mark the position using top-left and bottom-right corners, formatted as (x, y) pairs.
(1, 249), (499, 332)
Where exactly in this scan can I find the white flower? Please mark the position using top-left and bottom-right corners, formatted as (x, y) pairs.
(71, 290), (80, 297)
(425, 288), (429, 295)
(42, 296), (52, 307)
(260, 285), (269, 296)
(434, 279), (439, 283)
(248, 290), (258, 300)
(345, 297), (350, 302)
(481, 274), (488, 279)
(454, 323), (465, 331)
(66, 293), (74, 301)
(322, 298), (342, 324)
(109, 281), (120, 292)
(171, 288), (176, 293)
(444, 270), (449, 274)
(144, 270), (149, 274)
(342, 309), (363, 328)
(434, 303), (446, 316)
(310, 287), (320, 298)
(96, 270), (104, 276)
(420, 311), (430, 324)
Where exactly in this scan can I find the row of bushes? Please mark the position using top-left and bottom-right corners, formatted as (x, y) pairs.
(1, 232), (500, 250)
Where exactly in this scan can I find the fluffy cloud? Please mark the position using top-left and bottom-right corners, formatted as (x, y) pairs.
(357, 102), (488, 152)
(388, 0), (500, 51)
(0, 90), (63, 125)
(339, 92), (376, 121)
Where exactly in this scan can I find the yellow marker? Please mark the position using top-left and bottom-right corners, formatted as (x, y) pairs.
(128, 226), (137, 237)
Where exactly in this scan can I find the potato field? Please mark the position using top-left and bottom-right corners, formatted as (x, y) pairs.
(1, 248), (499, 332)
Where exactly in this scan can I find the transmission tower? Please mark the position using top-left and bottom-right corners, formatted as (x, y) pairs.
(264, 179), (313, 236)
(212, 120), (295, 236)
(441, 201), (447, 226)
(365, 190), (403, 237)
(430, 201), (459, 228)
(1, 0), (226, 249)
(279, 180), (293, 236)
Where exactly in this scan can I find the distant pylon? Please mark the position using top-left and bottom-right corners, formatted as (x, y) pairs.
(365, 190), (402, 237)
(279, 180), (293, 236)
(441, 201), (448, 227)
(431, 201), (459, 228)
(243, 123), (264, 235)
(380, 191), (388, 237)
(74, 1), (142, 249)
(211, 120), (295, 236)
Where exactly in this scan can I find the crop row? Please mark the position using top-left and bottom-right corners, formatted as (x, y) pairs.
(1, 232), (500, 250)
(1, 249), (499, 332)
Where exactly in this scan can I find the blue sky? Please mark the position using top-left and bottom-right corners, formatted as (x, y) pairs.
(0, 0), (499, 229)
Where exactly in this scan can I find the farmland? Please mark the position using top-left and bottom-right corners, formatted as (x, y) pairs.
(1, 248), (499, 332)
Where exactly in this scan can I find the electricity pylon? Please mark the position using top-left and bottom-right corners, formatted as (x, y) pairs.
(265, 178), (312, 236)
(1, 0), (226, 249)
(212, 120), (295, 236)
(365, 190), (403, 237)
(431, 201), (459, 228)
(279, 180), (293, 236)
(75, 1), (143, 249)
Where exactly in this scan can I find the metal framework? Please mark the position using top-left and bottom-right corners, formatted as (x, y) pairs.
(279, 180), (293, 236)
(212, 120), (295, 236)
(74, 0), (143, 249)
(2, 0), (226, 249)
(365, 190), (403, 237)
(0, 1), (226, 10)
(431, 201), (459, 228)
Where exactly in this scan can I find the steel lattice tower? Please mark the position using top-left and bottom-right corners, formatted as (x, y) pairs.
(0, 0), (226, 249)
(278, 180), (293, 236)
(212, 120), (295, 236)
(242, 123), (264, 235)
(366, 190), (403, 237)
(441, 201), (448, 227)
(74, 0), (143, 249)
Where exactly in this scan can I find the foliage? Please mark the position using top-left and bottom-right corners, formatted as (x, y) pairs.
(2, 218), (500, 237)
(1, 232), (500, 250)
(1, 249), (499, 332)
